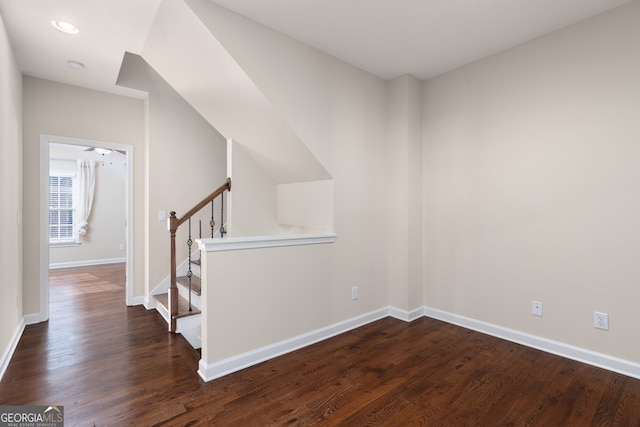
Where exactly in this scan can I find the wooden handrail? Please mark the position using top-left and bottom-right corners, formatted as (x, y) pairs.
(174, 177), (232, 227)
(167, 177), (231, 332)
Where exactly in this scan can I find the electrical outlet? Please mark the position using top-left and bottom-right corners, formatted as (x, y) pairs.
(532, 301), (543, 316)
(351, 286), (358, 300)
(118, 244), (125, 251)
(594, 312), (609, 330)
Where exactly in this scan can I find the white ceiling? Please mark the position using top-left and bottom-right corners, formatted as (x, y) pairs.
(0, 0), (631, 97)
(0, 0), (162, 98)
(210, 0), (631, 80)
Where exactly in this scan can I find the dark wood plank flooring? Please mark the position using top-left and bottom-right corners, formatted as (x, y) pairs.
(1, 263), (639, 426)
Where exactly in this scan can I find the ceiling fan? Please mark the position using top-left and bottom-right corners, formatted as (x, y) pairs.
(84, 146), (126, 156)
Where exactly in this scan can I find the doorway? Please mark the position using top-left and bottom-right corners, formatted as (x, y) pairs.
(39, 135), (135, 321)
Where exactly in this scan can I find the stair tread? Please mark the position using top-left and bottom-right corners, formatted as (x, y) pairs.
(154, 293), (201, 319)
(191, 258), (201, 266)
(176, 275), (201, 296)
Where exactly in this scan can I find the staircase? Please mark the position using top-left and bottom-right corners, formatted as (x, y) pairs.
(153, 178), (231, 349)
(153, 257), (203, 348)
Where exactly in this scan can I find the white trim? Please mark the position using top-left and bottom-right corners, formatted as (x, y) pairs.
(154, 299), (170, 324)
(124, 145), (135, 307)
(198, 307), (387, 382)
(388, 306), (425, 322)
(180, 327), (202, 350)
(197, 233), (337, 252)
(48, 170), (80, 244)
(177, 282), (202, 310)
(176, 313), (201, 334)
(129, 296), (146, 306)
(144, 294), (157, 310)
(49, 257), (126, 270)
(39, 138), (50, 322)
(144, 254), (196, 309)
(0, 318), (25, 382)
(49, 242), (81, 248)
(24, 313), (45, 325)
(197, 304), (640, 383)
(423, 306), (640, 380)
(40, 135), (136, 316)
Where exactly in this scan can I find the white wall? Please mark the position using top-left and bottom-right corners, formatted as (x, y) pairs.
(49, 145), (126, 266)
(22, 77), (145, 313)
(226, 138), (335, 236)
(422, 2), (640, 363)
(0, 10), (23, 373)
(117, 53), (228, 294)
(145, 0), (330, 188)
(202, 243), (336, 362)
(277, 180), (334, 233)
(387, 75), (424, 313)
(188, 1), (390, 367)
(4, 0), (636, 383)
(227, 139), (282, 236)
(193, 0), (640, 374)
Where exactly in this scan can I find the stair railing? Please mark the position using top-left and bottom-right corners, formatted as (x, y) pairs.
(167, 178), (231, 332)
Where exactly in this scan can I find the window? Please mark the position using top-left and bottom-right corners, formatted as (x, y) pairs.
(49, 174), (76, 243)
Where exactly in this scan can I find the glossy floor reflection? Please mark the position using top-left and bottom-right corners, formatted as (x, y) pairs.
(1, 264), (640, 425)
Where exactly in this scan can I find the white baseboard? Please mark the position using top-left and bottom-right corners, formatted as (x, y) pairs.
(198, 304), (640, 383)
(24, 312), (46, 325)
(49, 257), (126, 269)
(9, 301), (638, 383)
(423, 306), (640, 381)
(389, 306), (425, 322)
(128, 296), (146, 307)
(0, 318), (26, 382)
(144, 286), (164, 310)
(198, 307), (389, 382)
(145, 253), (197, 309)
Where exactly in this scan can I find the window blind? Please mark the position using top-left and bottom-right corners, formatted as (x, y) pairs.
(49, 175), (74, 241)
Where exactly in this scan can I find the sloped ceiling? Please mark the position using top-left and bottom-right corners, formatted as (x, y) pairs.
(138, 0), (331, 184)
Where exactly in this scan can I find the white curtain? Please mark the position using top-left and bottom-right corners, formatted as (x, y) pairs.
(76, 159), (96, 236)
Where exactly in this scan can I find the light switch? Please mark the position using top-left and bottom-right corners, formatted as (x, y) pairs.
(158, 210), (167, 221)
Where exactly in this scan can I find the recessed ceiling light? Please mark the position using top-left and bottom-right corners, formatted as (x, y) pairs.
(67, 60), (85, 70)
(52, 20), (79, 34)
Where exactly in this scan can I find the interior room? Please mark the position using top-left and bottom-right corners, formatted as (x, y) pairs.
(1, 0), (639, 424)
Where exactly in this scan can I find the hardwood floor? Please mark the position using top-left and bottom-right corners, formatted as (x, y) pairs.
(1, 263), (639, 426)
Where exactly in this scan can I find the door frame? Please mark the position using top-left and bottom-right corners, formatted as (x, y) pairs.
(38, 134), (135, 322)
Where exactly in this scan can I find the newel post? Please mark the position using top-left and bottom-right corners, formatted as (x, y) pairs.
(168, 211), (178, 332)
